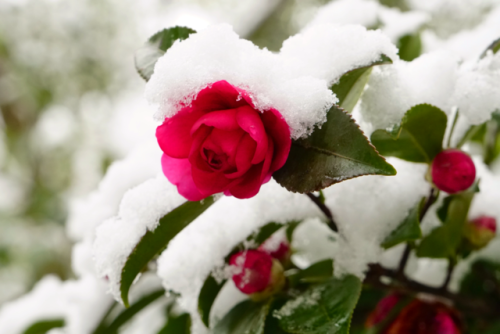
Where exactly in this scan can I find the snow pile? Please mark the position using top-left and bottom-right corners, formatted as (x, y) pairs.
(93, 175), (185, 301)
(156, 180), (320, 332)
(324, 158), (430, 277)
(146, 23), (397, 138)
(360, 51), (459, 132)
(308, 0), (429, 43)
(452, 52), (500, 125)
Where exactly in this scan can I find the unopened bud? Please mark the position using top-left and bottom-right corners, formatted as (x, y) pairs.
(431, 149), (476, 194)
(464, 216), (497, 249)
(258, 235), (291, 264)
(365, 293), (401, 328)
(229, 250), (285, 301)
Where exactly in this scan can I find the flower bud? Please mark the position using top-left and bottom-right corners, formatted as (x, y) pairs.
(431, 149), (475, 194)
(229, 250), (285, 301)
(464, 216), (497, 249)
(258, 234), (291, 264)
(365, 293), (401, 328)
(385, 299), (461, 334)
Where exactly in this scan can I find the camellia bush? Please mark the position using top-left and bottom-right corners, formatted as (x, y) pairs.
(1, 1), (500, 334)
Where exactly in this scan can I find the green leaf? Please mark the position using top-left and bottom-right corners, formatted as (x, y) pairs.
(96, 290), (165, 334)
(276, 275), (362, 334)
(288, 259), (334, 286)
(213, 299), (272, 334)
(417, 191), (474, 258)
(382, 198), (423, 249)
(274, 105), (396, 193)
(198, 275), (226, 328)
(371, 104), (448, 163)
(135, 26), (196, 81)
(23, 320), (65, 334)
(158, 313), (191, 334)
(397, 33), (422, 62)
(249, 222), (283, 246)
(437, 196), (454, 223)
(481, 36), (500, 58)
(286, 221), (302, 242)
(120, 198), (214, 307)
(460, 259), (500, 307)
(331, 55), (392, 113)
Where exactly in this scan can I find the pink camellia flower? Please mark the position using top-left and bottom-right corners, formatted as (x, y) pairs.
(365, 293), (401, 328)
(384, 299), (462, 334)
(156, 80), (291, 201)
(431, 149), (476, 194)
(464, 215), (497, 249)
(229, 249), (285, 301)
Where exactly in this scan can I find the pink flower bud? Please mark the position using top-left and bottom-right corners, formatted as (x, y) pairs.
(365, 293), (401, 328)
(229, 250), (285, 300)
(465, 216), (497, 249)
(385, 299), (462, 334)
(431, 149), (475, 194)
(258, 236), (291, 263)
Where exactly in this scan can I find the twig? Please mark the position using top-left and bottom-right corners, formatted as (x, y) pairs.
(441, 259), (456, 291)
(397, 188), (437, 277)
(306, 192), (338, 232)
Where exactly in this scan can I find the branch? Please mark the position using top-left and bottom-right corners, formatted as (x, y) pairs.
(306, 192), (338, 232)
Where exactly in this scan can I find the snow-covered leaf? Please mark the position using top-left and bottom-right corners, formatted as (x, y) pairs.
(481, 37), (500, 58)
(120, 198), (214, 307)
(331, 55), (392, 113)
(198, 275), (226, 328)
(371, 104), (448, 163)
(276, 275), (361, 334)
(288, 259), (334, 286)
(135, 26), (196, 81)
(274, 105), (396, 193)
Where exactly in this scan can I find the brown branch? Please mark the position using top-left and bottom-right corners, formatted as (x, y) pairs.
(306, 192), (338, 232)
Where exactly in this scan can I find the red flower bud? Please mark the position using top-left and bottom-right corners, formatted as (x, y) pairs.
(385, 299), (462, 334)
(229, 250), (285, 300)
(464, 216), (497, 249)
(431, 149), (475, 194)
(258, 236), (291, 263)
(365, 293), (401, 328)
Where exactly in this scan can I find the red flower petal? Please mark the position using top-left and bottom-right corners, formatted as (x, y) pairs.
(261, 108), (291, 172)
(192, 80), (247, 112)
(229, 250), (273, 294)
(190, 108), (240, 135)
(156, 107), (205, 159)
(236, 106), (268, 164)
(160, 154), (206, 201)
(225, 134), (256, 179)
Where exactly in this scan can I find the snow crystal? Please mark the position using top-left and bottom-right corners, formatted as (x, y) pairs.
(156, 180), (321, 332)
(280, 24), (398, 86)
(274, 285), (324, 318)
(93, 175), (185, 302)
(452, 52), (500, 125)
(360, 51), (459, 132)
(145, 24), (335, 139)
(323, 158), (430, 278)
(308, 0), (429, 43)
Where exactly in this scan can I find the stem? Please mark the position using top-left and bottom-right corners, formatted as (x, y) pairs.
(306, 192), (338, 232)
(441, 259), (456, 291)
(446, 109), (459, 148)
(396, 188), (437, 277)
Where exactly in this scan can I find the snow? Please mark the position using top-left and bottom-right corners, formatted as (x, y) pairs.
(156, 180), (321, 332)
(360, 51), (459, 132)
(146, 23), (397, 139)
(93, 175), (186, 302)
(323, 158), (430, 278)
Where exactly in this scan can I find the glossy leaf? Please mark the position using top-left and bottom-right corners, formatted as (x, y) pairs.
(276, 275), (362, 334)
(198, 275), (226, 328)
(23, 320), (65, 334)
(158, 313), (191, 334)
(121, 198), (214, 306)
(274, 105), (396, 193)
(481, 37), (500, 58)
(213, 299), (272, 334)
(96, 290), (165, 334)
(288, 259), (334, 287)
(371, 104), (448, 163)
(381, 198), (423, 249)
(417, 191), (474, 258)
(397, 33), (422, 62)
(135, 26), (196, 81)
(331, 55), (392, 113)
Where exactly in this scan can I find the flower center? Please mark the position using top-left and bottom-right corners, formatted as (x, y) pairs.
(203, 148), (226, 171)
